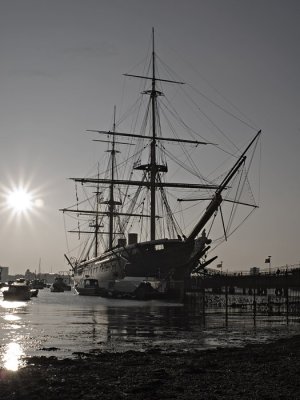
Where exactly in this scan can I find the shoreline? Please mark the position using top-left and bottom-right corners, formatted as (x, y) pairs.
(1, 334), (300, 399)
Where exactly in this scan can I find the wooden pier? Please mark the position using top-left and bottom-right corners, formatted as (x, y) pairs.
(184, 267), (300, 319)
(188, 267), (300, 292)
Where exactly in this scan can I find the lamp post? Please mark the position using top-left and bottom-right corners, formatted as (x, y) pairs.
(265, 256), (271, 274)
(267, 256), (271, 274)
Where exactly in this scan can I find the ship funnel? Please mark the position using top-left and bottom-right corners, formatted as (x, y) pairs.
(128, 233), (138, 245)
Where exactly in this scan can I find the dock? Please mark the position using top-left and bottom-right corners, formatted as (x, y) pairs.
(184, 265), (300, 319)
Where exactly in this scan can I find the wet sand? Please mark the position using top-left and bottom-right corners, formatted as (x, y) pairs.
(1, 334), (300, 399)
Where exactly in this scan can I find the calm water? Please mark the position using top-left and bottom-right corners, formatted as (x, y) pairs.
(1, 288), (300, 370)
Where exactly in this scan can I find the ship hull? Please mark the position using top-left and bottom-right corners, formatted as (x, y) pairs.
(72, 237), (210, 298)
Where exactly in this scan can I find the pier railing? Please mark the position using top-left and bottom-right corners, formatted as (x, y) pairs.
(204, 263), (300, 277)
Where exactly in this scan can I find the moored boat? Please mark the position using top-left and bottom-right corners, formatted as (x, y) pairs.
(50, 276), (71, 292)
(30, 279), (45, 289)
(75, 278), (103, 296)
(3, 279), (31, 301)
(30, 288), (39, 297)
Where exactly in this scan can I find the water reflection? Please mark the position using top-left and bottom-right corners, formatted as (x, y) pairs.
(106, 304), (206, 346)
(1, 300), (28, 309)
(0, 290), (299, 367)
(3, 314), (21, 322)
(3, 342), (25, 371)
(0, 299), (29, 369)
(2, 314), (21, 333)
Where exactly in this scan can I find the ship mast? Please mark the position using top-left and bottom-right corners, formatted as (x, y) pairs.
(185, 130), (262, 243)
(99, 105), (122, 251)
(63, 29), (219, 247)
(94, 169), (100, 256)
(150, 28), (158, 240)
(109, 106), (117, 249)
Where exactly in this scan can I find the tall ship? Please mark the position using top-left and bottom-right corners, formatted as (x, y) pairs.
(61, 30), (261, 299)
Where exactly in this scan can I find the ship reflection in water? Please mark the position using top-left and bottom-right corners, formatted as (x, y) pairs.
(0, 290), (300, 370)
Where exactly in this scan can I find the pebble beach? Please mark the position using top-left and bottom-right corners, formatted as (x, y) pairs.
(1, 334), (300, 399)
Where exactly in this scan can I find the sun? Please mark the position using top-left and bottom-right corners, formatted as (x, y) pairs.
(7, 188), (33, 213)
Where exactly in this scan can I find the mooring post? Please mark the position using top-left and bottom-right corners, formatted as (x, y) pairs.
(253, 287), (257, 320)
(202, 286), (206, 315)
(267, 293), (272, 315)
(285, 286), (289, 325)
(225, 285), (228, 326)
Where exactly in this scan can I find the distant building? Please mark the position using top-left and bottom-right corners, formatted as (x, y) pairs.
(25, 269), (36, 281)
(0, 266), (9, 282)
(5, 268), (72, 285)
(250, 267), (260, 275)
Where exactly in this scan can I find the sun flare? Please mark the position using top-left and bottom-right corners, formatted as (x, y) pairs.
(7, 189), (33, 213)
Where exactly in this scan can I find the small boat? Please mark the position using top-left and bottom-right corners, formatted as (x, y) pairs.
(50, 276), (71, 292)
(75, 278), (103, 296)
(30, 288), (39, 297)
(3, 279), (31, 301)
(30, 279), (45, 289)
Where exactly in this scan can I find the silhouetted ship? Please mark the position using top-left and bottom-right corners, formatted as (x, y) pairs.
(61, 30), (261, 299)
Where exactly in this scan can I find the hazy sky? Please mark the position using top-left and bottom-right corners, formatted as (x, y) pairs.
(0, 0), (299, 275)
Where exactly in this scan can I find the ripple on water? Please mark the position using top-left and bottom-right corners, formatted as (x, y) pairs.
(0, 289), (299, 367)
